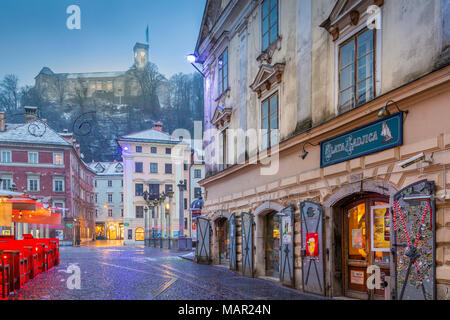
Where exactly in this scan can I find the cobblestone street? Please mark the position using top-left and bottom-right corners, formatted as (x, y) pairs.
(8, 242), (324, 300)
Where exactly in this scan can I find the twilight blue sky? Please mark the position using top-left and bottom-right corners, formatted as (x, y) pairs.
(0, 0), (206, 86)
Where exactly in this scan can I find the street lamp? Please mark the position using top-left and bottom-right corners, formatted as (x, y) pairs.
(186, 54), (205, 77)
(166, 191), (174, 249)
(177, 180), (186, 240)
(144, 206), (148, 245)
(159, 192), (166, 247)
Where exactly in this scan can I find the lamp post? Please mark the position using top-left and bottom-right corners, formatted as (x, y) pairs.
(144, 206), (148, 246)
(166, 191), (174, 249)
(159, 192), (166, 248)
(177, 180), (186, 241)
(143, 190), (157, 246)
(152, 200), (158, 246)
(186, 54), (205, 77)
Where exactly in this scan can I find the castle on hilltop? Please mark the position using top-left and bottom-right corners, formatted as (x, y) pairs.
(34, 42), (150, 106)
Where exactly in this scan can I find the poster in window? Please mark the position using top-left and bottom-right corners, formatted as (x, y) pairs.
(371, 206), (391, 252)
(306, 233), (319, 257)
(350, 270), (365, 285)
(281, 216), (291, 244)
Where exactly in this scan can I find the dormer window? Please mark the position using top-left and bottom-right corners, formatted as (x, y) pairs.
(94, 163), (105, 173)
(115, 163), (123, 173)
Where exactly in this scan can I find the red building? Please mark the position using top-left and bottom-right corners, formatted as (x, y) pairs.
(0, 107), (96, 244)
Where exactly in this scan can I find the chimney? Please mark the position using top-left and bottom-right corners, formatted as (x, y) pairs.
(24, 106), (38, 123)
(0, 112), (5, 131)
(153, 122), (163, 132)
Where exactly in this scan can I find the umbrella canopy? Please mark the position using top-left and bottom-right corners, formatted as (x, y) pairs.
(0, 193), (61, 226)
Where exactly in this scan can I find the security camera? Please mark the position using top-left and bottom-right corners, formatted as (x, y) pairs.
(398, 153), (426, 168)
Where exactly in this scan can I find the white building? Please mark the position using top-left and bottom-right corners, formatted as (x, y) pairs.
(89, 161), (124, 240)
(117, 123), (191, 245)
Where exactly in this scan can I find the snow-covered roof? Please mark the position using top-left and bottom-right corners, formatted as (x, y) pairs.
(0, 190), (24, 197)
(119, 129), (182, 144)
(38, 67), (54, 76)
(88, 161), (124, 176)
(0, 122), (72, 147)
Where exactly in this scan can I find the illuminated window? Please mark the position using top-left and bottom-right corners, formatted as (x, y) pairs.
(135, 228), (145, 241)
(107, 80), (113, 91)
(96, 81), (102, 90)
(54, 152), (64, 165)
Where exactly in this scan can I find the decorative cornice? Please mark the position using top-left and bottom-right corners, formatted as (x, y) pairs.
(211, 106), (232, 131)
(256, 36), (282, 65)
(320, 0), (384, 41)
(250, 63), (285, 98)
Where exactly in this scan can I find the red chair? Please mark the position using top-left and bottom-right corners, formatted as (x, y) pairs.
(0, 242), (31, 287)
(0, 251), (10, 299)
(1, 250), (21, 293)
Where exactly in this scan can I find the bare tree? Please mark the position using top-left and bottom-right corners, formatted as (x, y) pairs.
(73, 77), (88, 110)
(129, 62), (164, 113)
(0, 74), (20, 112)
(20, 85), (45, 107)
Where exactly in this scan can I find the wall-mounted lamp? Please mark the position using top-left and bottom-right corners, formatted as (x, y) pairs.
(186, 54), (205, 77)
(378, 100), (409, 119)
(300, 142), (319, 160)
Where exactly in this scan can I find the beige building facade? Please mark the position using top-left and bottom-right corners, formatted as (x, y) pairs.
(117, 123), (191, 245)
(195, 0), (450, 300)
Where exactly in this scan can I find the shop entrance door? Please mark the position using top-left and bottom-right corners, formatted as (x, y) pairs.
(108, 223), (117, 240)
(119, 224), (124, 240)
(217, 218), (230, 266)
(265, 212), (281, 279)
(342, 194), (390, 300)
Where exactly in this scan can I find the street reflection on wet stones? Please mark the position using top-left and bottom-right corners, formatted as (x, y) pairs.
(7, 243), (325, 300)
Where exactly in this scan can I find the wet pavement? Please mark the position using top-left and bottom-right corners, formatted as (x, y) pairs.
(8, 242), (326, 300)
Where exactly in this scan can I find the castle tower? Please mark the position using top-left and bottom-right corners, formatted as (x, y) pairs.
(133, 43), (149, 70)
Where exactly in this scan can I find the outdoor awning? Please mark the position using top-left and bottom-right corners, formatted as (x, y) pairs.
(0, 192), (61, 226)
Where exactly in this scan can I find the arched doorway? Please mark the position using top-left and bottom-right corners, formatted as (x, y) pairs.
(216, 217), (230, 266)
(212, 212), (230, 266)
(265, 212), (281, 278)
(333, 192), (390, 300)
(254, 201), (284, 279)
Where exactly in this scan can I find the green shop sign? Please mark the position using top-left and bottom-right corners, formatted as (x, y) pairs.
(124, 223), (129, 227)
(320, 112), (403, 168)
(66, 224), (72, 228)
